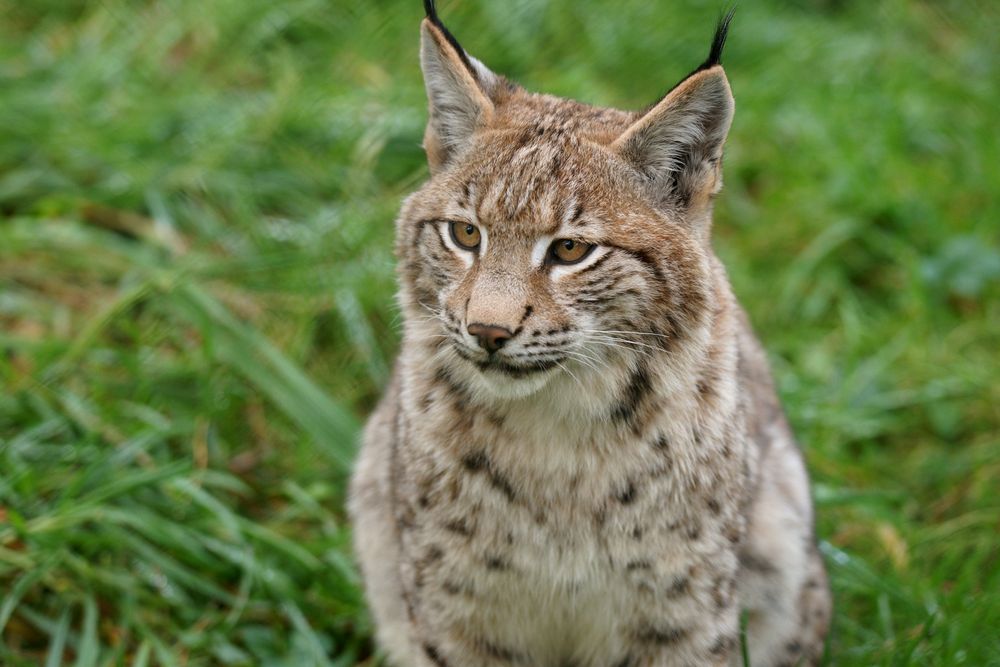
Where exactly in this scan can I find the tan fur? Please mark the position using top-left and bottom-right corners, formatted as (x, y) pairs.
(350, 13), (831, 667)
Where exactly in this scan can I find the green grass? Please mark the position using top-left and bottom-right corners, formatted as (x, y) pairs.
(1, 0), (998, 664)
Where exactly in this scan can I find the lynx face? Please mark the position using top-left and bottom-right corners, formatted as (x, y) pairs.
(397, 4), (735, 402)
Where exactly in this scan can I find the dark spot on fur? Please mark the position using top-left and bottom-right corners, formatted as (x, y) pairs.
(724, 520), (742, 544)
(616, 480), (637, 505)
(666, 576), (691, 598)
(395, 503), (416, 531)
(686, 523), (702, 540)
(442, 580), (464, 595)
(593, 504), (608, 527)
(423, 643), (448, 667)
(485, 410), (506, 428)
(544, 148), (565, 177)
(610, 363), (651, 426)
(477, 638), (526, 662)
(462, 451), (489, 472)
(488, 471), (517, 502)
(462, 451), (518, 502)
(568, 474), (582, 491)
(402, 587), (417, 622)
(712, 576), (734, 610)
(514, 125), (537, 148)
(434, 365), (470, 401)
(443, 517), (474, 537)
(710, 635), (737, 656)
(631, 525), (645, 540)
(625, 560), (652, 571)
(707, 498), (721, 514)
(485, 554), (511, 571)
(740, 550), (777, 574)
(635, 625), (689, 645)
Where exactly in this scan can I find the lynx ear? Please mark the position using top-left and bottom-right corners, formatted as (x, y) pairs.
(612, 12), (736, 214)
(420, 1), (499, 172)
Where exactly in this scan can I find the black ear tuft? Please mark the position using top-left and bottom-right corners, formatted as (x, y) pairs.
(651, 8), (736, 106)
(697, 7), (736, 71)
(423, 0), (438, 22)
(422, 0), (477, 79)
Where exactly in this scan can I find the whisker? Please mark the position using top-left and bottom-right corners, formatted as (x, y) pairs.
(585, 335), (660, 353)
(584, 339), (656, 361)
(563, 354), (601, 375)
(562, 349), (609, 374)
(555, 361), (585, 393)
(580, 328), (671, 339)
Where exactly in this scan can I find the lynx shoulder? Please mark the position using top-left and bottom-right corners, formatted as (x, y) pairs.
(349, 2), (831, 665)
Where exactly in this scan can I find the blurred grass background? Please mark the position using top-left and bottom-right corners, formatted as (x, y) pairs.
(1, 0), (998, 664)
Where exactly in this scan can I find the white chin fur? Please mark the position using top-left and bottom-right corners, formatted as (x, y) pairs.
(454, 359), (557, 401)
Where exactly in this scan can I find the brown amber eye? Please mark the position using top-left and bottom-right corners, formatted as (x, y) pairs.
(550, 238), (594, 265)
(449, 222), (481, 251)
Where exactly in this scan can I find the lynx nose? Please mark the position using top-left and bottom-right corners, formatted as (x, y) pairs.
(467, 323), (513, 353)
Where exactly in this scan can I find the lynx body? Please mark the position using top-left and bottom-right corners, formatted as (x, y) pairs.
(349, 3), (831, 665)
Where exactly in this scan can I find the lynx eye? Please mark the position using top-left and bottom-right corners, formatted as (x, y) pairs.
(449, 222), (481, 251)
(549, 238), (594, 265)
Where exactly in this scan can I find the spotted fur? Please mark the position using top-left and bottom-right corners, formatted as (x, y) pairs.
(350, 4), (831, 666)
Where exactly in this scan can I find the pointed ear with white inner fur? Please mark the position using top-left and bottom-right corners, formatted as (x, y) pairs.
(419, 16), (499, 173)
(611, 10), (737, 220)
(612, 66), (735, 215)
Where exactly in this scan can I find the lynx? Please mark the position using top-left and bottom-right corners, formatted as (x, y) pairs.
(349, 2), (832, 665)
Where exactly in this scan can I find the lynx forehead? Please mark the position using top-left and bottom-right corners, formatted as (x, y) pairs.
(350, 1), (831, 665)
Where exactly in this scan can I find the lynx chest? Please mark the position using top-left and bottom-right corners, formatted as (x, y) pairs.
(393, 410), (736, 664)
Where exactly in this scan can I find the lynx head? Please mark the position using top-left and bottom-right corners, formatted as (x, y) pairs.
(398, 0), (735, 406)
